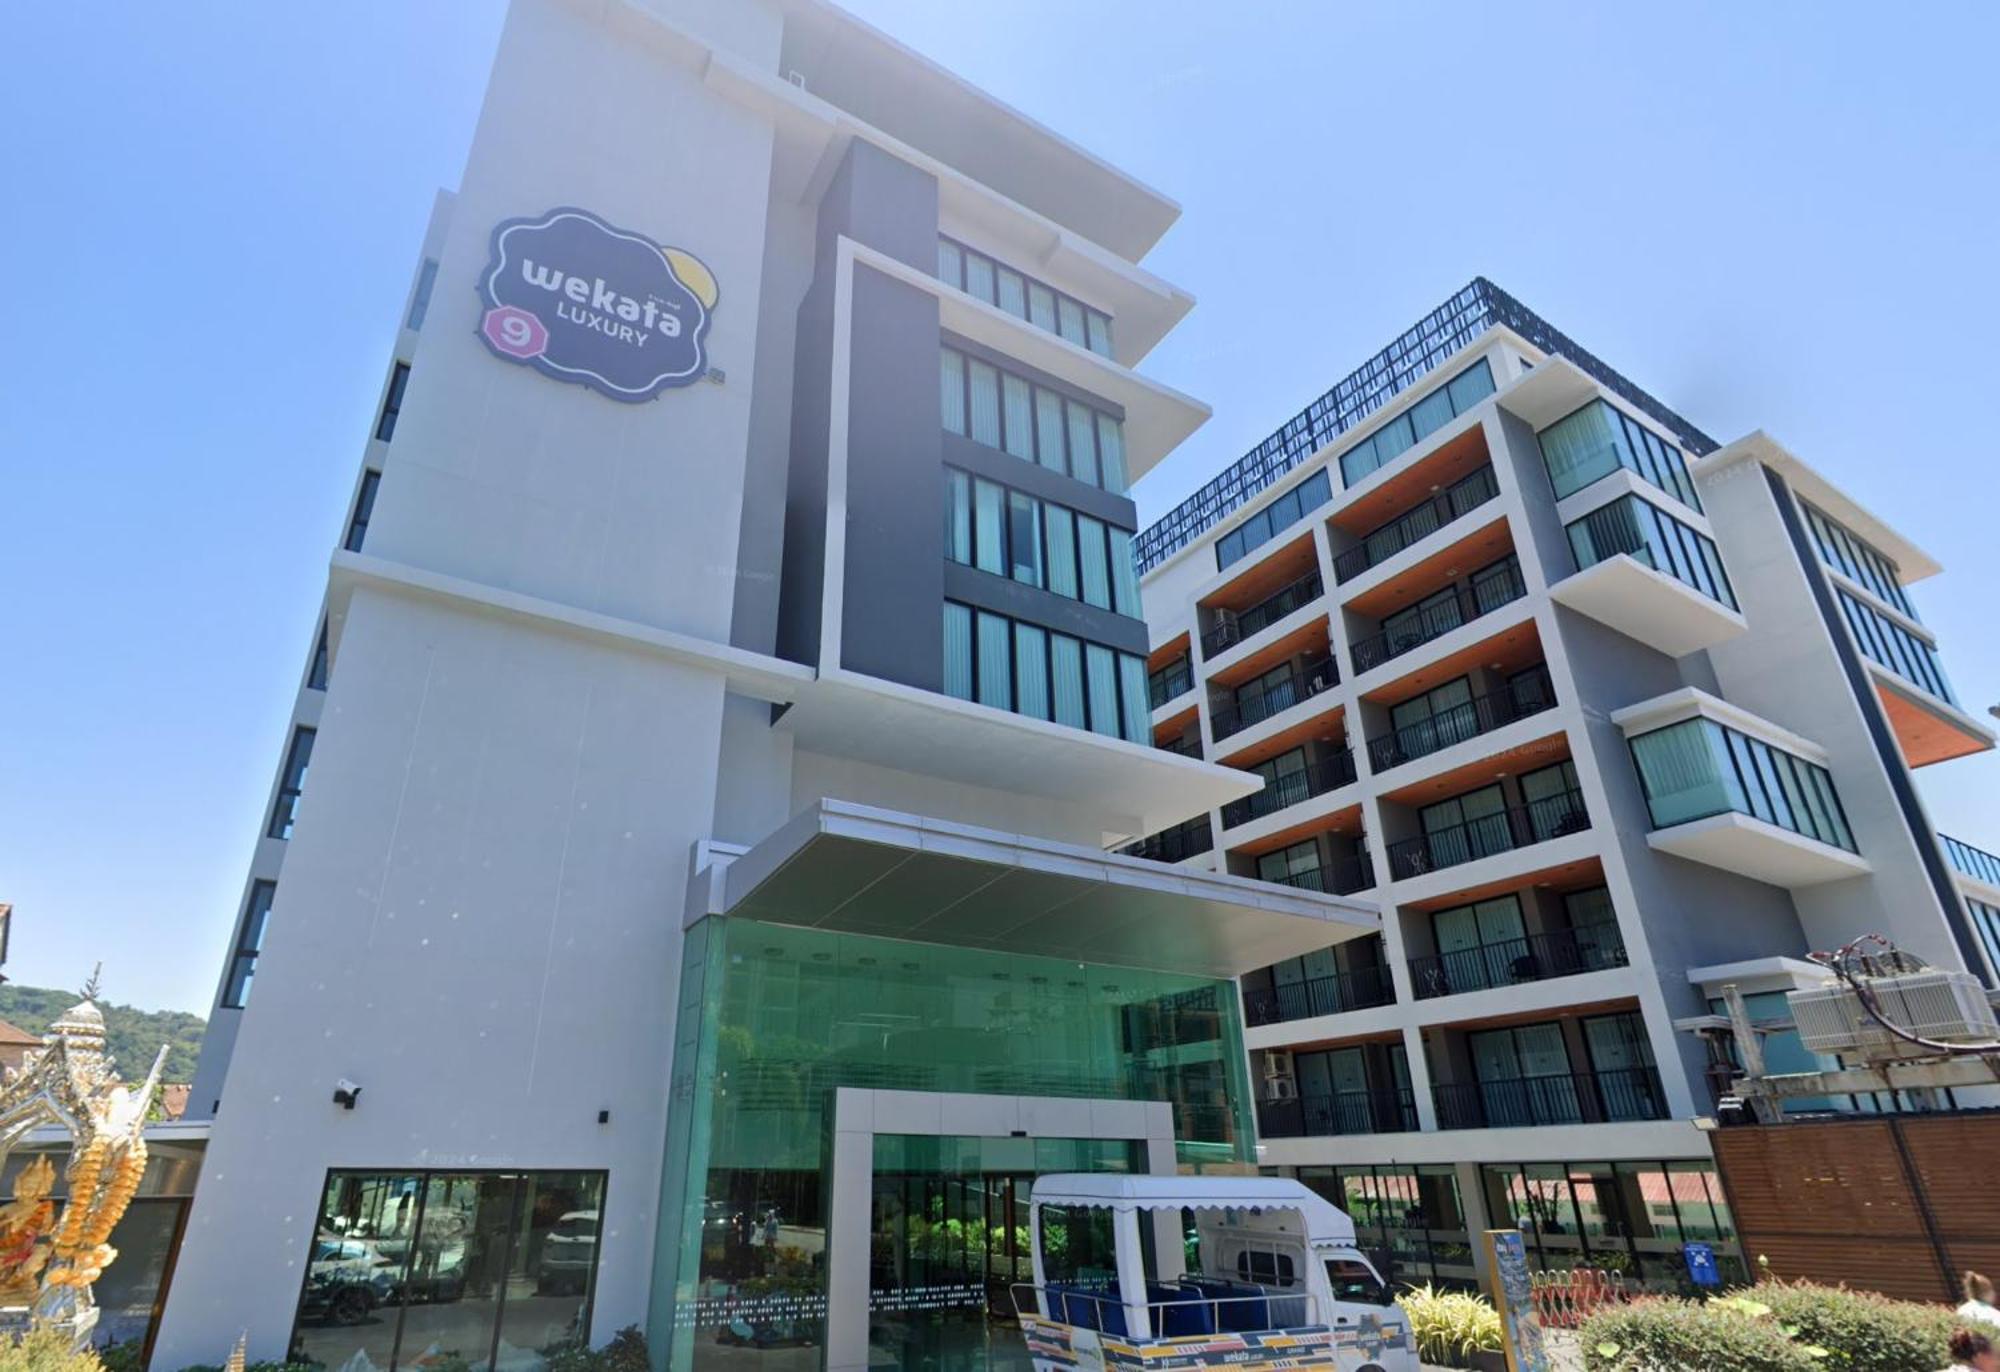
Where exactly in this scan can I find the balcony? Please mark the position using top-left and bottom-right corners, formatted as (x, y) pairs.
(1257, 1087), (1418, 1139)
(1433, 1066), (1669, 1130)
(1367, 667), (1556, 773)
(1387, 789), (1589, 881)
(1350, 559), (1527, 675)
(1211, 654), (1339, 741)
(1409, 923), (1628, 1000)
(1148, 657), (1194, 710)
(1120, 814), (1213, 865)
(1241, 960), (1395, 1026)
(1260, 852), (1377, 898)
(1156, 734), (1201, 759)
(1221, 750), (1357, 829)
(1944, 835), (2000, 890)
(1333, 464), (1500, 583)
(1551, 494), (1744, 656)
(1201, 568), (1324, 659)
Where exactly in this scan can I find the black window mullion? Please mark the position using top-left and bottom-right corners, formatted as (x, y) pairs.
(483, 1175), (527, 1372)
(383, 1173), (431, 1372)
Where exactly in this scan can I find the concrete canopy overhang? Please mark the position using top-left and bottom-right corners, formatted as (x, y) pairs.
(711, 799), (1380, 980)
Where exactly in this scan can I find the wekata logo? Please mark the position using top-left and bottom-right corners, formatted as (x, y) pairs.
(476, 207), (718, 403)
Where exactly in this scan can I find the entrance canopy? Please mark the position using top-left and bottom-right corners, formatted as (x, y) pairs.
(714, 799), (1379, 980)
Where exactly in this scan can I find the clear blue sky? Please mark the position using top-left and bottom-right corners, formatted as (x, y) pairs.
(6, 3), (1998, 1015)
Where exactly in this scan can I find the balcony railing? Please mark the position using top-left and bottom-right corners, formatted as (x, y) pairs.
(1408, 923), (1628, 1000)
(1433, 1067), (1668, 1130)
(1156, 734), (1201, 758)
(1120, 815), (1213, 865)
(1259, 853), (1376, 899)
(1242, 961), (1394, 1026)
(1201, 569), (1324, 659)
(1350, 559), (1526, 674)
(1943, 834), (2000, 887)
(1210, 655), (1338, 740)
(1386, 788), (1589, 881)
(1148, 659), (1194, 710)
(1258, 1087), (1418, 1139)
(1366, 667), (1556, 773)
(1221, 750), (1357, 829)
(1333, 464), (1500, 583)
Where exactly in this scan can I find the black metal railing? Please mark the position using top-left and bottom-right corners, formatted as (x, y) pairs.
(1210, 655), (1339, 740)
(1241, 961), (1395, 1026)
(1200, 569), (1324, 658)
(1386, 788), (1589, 880)
(1258, 1087), (1418, 1139)
(1408, 923), (1628, 1000)
(1157, 734), (1201, 758)
(1333, 465), (1500, 583)
(1366, 667), (1556, 772)
(1943, 834), (2000, 888)
(1258, 853), (1376, 898)
(1149, 658), (1194, 710)
(1350, 560), (1526, 674)
(1433, 1067), (1668, 1130)
(1119, 815), (1213, 865)
(1221, 750), (1357, 829)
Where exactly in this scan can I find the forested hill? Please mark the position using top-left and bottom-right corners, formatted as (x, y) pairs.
(0, 984), (206, 1081)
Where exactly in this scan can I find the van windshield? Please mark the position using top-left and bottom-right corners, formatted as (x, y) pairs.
(1324, 1257), (1391, 1306)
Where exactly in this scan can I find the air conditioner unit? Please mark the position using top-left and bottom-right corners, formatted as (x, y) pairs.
(1266, 1077), (1297, 1101)
(1261, 1050), (1293, 1081)
(1788, 969), (2000, 1060)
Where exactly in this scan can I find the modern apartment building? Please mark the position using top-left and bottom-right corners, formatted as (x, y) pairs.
(151, 3), (1386, 1369)
(1129, 278), (1999, 1292)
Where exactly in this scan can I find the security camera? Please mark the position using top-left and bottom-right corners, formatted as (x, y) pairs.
(332, 1079), (362, 1110)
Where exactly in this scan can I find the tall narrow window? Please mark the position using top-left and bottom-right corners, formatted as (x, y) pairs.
(964, 251), (996, 304)
(1008, 491), (1043, 587)
(968, 359), (1001, 448)
(1015, 623), (1050, 720)
(1034, 388), (1067, 473)
(405, 259), (439, 332)
(307, 621), (330, 691)
(1084, 643), (1121, 737)
(942, 603), (973, 700)
(1117, 654), (1150, 744)
(1046, 508), (1079, 599)
(944, 470), (972, 565)
(976, 611), (1012, 711)
(1028, 283), (1058, 333)
(1107, 528), (1142, 619)
(345, 470), (381, 553)
(1076, 516), (1111, 610)
(1057, 296), (1087, 346)
(1085, 310), (1114, 358)
(1066, 400), (1100, 486)
(1051, 635), (1087, 728)
(1002, 374), (1034, 460)
(1096, 414), (1127, 494)
(268, 726), (317, 840)
(995, 267), (1028, 319)
(973, 479), (1006, 576)
(222, 880), (277, 1009)
(941, 350), (966, 435)
(937, 238), (964, 289)
(375, 362), (411, 442)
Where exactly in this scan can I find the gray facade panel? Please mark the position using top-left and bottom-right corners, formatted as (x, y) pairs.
(943, 432), (1138, 531)
(943, 562), (1150, 656)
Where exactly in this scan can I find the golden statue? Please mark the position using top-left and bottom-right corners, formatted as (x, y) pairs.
(0, 973), (165, 1345)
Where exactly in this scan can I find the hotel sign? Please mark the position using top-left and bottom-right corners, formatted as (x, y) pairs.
(477, 207), (717, 403)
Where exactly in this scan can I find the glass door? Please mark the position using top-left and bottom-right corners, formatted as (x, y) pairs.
(1583, 1013), (1659, 1121)
(1432, 897), (1526, 994)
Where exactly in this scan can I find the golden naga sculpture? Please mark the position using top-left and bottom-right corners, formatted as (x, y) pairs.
(0, 975), (165, 1345)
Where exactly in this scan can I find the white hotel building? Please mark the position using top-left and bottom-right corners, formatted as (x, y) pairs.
(1127, 278), (2000, 1289)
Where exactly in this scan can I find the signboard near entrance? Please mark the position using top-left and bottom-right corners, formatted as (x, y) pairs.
(477, 206), (717, 402)
(1482, 1229), (1551, 1372)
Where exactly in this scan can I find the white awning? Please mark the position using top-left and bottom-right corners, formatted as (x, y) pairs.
(713, 799), (1379, 980)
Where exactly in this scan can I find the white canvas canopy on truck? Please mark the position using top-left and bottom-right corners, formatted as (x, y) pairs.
(1014, 1174), (1417, 1372)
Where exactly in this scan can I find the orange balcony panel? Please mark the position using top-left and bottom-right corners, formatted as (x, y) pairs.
(1399, 856), (1606, 912)
(1330, 425), (1492, 536)
(1377, 731), (1571, 808)
(1200, 531), (1318, 613)
(1153, 703), (1198, 745)
(1344, 517), (1514, 620)
(1878, 680), (1994, 767)
(1207, 620), (1332, 689)
(1231, 802), (1366, 857)
(1219, 707), (1348, 771)
(1148, 630), (1191, 672)
(1360, 621), (1545, 705)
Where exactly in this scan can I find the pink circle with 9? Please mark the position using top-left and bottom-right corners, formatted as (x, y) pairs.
(483, 305), (548, 359)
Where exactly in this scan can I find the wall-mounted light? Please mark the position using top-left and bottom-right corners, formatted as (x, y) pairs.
(332, 1079), (362, 1110)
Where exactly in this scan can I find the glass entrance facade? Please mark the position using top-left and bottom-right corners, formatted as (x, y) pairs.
(651, 916), (1255, 1370)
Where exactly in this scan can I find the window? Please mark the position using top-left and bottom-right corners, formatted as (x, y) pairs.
(939, 345), (1126, 493)
(1802, 501), (1915, 617)
(1567, 494), (1736, 609)
(307, 621), (330, 691)
(1968, 898), (2000, 986)
(1837, 589), (1954, 702)
(943, 470), (1140, 619)
(1076, 516), (1111, 609)
(937, 235), (1114, 357)
(375, 362), (411, 442)
(1339, 359), (1495, 487)
(221, 880), (276, 1009)
(1007, 491), (1042, 587)
(268, 726), (317, 840)
(405, 257), (439, 332)
(291, 1169), (606, 1372)
(1627, 716), (1856, 850)
(344, 470), (381, 553)
(1537, 399), (1700, 511)
(973, 478), (1005, 575)
(944, 602), (1146, 740)
(944, 470), (972, 564)
(1215, 468), (1332, 572)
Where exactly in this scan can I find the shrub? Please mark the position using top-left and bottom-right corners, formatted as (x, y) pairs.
(0, 1331), (106, 1372)
(1399, 1283), (1502, 1365)
(93, 1347), (141, 1372)
(1756, 1280), (2000, 1372)
(1581, 1296), (1819, 1372)
(545, 1326), (650, 1372)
